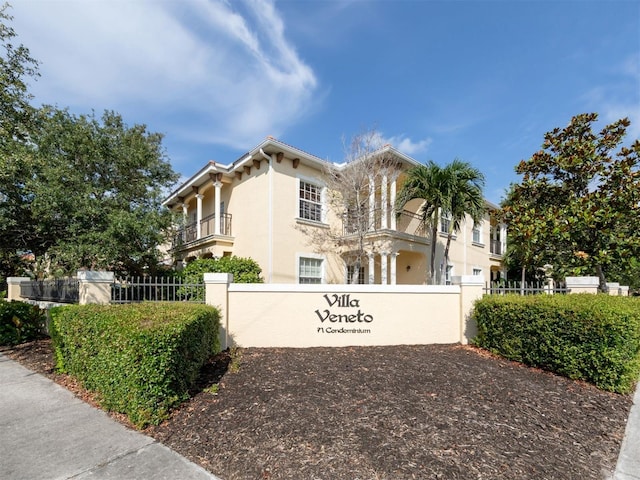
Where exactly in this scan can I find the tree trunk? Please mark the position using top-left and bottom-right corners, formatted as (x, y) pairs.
(429, 222), (438, 284)
(595, 264), (608, 293)
(520, 266), (526, 295)
(441, 233), (453, 285)
(351, 258), (361, 285)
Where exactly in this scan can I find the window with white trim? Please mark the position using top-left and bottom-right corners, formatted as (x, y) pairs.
(299, 180), (323, 222)
(445, 265), (453, 285)
(472, 223), (482, 244)
(299, 257), (323, 284)
(440, 214), (451, 234)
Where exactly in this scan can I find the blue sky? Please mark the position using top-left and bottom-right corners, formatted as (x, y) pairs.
(11, 0), (640, 204)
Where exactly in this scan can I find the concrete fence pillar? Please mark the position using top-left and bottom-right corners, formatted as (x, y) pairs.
(78, 271), (114, 305)
(606, 283), (620, 296)
(565, 276), (599, 294)
(452, 275), (484, 345)
(204, 273), (233, 350)
(6, 277), (30, 302)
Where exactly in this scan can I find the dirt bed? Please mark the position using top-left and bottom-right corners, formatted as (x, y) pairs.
(2, 340), (633, 480)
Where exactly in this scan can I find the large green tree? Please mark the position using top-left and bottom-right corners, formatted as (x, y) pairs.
(397, 159), (485, 284)
(26, 108), (179, 276)
(501, 181), (558, 285)
(502, 113), (640, 291)
(0, 6), (179, 278)
(0, 3), (40, 281)
(0, 3), (38, 144)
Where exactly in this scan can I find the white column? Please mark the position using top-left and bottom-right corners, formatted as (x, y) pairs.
(196, 194), (204, 239)
(500, 223), (507, 255)
(181, 203), (188, 242)
(381, 252), (388, 285)
(381, 174), (388, 229)
(390, 177), (397, 231)
(369, 175), (376, 230)
(368, 255), (375, 284)
(214, 181), (222, 235)
(390, 252), (398, 285)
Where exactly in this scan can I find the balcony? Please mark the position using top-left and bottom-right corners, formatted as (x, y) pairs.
(172, 213), (232, 250)
(342, 209), (427, 237)
(340, 209), (505, 255)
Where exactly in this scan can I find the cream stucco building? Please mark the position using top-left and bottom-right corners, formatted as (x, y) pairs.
(162, 137), (506, 285)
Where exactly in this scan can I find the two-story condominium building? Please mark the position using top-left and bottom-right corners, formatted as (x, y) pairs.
(162, 137), (506, 284)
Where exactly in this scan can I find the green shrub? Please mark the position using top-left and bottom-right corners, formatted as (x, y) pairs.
(50, 302), (220, 428)
(177, 256), (263, 301)
(182, 256), (263, 284)
(0, 301), (46, 346)
(473, 294), (640, 394)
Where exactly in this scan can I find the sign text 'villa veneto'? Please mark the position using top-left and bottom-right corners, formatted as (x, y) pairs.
(314, 294), (372, 334)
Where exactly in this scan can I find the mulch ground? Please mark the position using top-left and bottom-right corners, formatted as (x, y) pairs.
(1, 339), (633, 480)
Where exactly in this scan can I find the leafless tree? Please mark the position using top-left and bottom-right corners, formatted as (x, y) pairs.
(301, 129), (401, 284)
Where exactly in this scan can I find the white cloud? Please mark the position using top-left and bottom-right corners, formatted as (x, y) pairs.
(376, 133), (432, 155)
(582, 54), (640, 140)
(11, 0), (318, 150)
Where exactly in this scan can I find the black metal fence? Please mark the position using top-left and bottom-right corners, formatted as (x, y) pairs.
(484, 280), (570, 295)
(19, 279), (80, 303)
(111, 276), (205, 303)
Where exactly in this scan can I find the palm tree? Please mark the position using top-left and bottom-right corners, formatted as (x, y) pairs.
(396, 159), (485, 284)
(439, 160), (486, 284)
(396, 161), (447, 284)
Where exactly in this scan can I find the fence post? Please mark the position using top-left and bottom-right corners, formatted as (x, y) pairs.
(204, 273), (233, 350)
(565, 276), (599, 294)
(6, 277), (30, 301)
(453, 275), (484, 345)
(606, 282), (620, 296)
(77, 271), (114, 305)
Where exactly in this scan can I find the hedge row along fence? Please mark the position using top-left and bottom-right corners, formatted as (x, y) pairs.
(473, 294), (640, 394)
(0, 301), (46, 346)
(50, 302), (221, 428)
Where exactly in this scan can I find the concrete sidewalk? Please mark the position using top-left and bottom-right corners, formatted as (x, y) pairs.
(0, 352), (221, 480)
(614, 380), (640, 479)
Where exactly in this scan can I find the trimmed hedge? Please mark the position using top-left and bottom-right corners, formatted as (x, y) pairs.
(50, 302), (220, 427)
(473, 294), (640, 394)
(0, 301), (46, 346)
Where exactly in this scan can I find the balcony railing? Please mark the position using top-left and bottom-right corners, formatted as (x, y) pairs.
(340, 209), (504, 252)
(396, 210), (428, 236)
(342, 209), (427, 237)
(173, 213), (232, 249)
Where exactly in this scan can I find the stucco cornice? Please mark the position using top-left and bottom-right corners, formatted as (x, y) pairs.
(162, 138), (425, 207)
